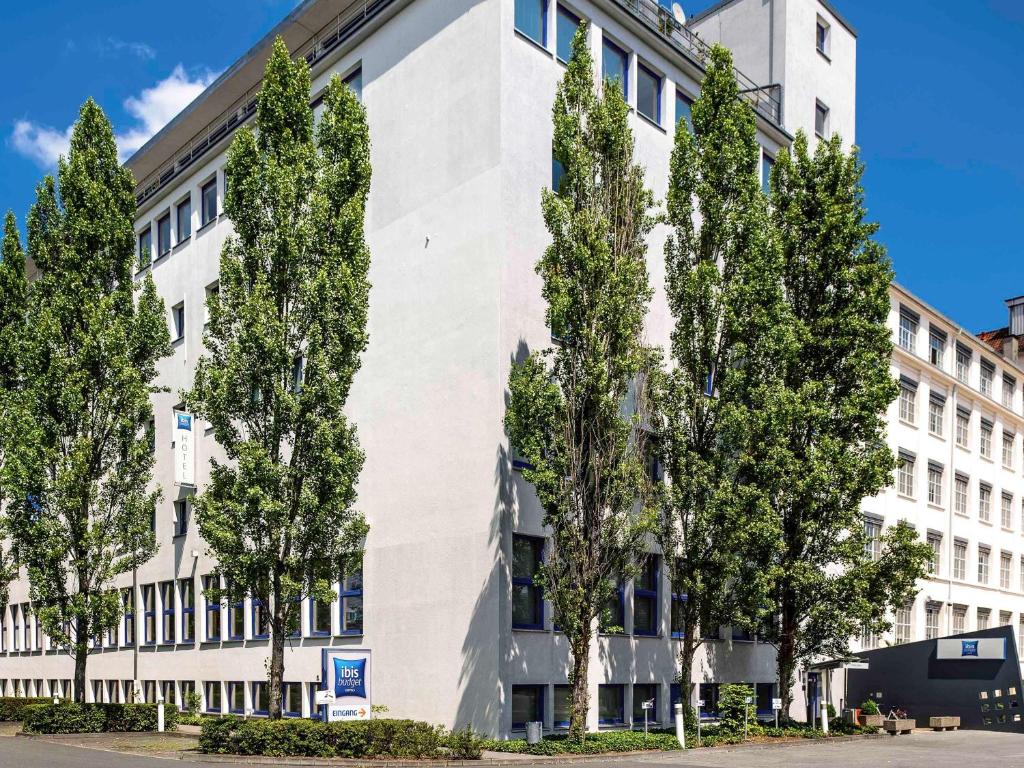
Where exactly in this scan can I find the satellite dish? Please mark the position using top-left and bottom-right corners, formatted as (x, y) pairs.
(672, 2), (686, 24)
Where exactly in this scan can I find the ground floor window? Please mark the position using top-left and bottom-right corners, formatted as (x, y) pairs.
(180, 681), (195, 711)
(229, 681), (245, 714)
(756, 683), (774, 715)
(699, 683), (720, 717)
(598, 684), (624, 725)
(252, 681), (269, 715)
(283, 682), (303, 717)
(553, 684), (571, 728)
(632, 683), (658, 724)
(205, 681), (221, 713)
(511, 684), (544, 729)
(143, 680), (156, 704)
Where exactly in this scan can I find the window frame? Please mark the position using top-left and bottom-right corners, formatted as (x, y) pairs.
(555, 4), (581, 64)
(173, 498), (188, 537)
(180, 579), (195, 643)
(814, 99), (830, 138)
(340, 568), (364, 635)
(601, 36), (629, 100)
(635, 61), (662, 124)
(142, 585), (156, 645)
(203, 575), (222, 642)
(160, 580), (176, 645)
(200, 178), (218, 228)
(511, 535), (544, 630)
(632, 554), (659, 637)
(514, 0), (549, 47)
(176, 196), (192, 243)
(597, 683), (625, 725)
(138, 227), (152, 269)
(123, 588), (135, 647)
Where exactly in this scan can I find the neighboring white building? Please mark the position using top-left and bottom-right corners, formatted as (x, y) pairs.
(0, 0), (863, 736)
(864, 286), (1024, 664)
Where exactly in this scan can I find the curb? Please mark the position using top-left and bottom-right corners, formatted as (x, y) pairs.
(17, 729), (197, 741)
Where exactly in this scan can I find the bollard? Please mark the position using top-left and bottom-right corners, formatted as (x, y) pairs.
(157, 698), (165, 733)
(820, 702), (828, 734)
(674, 703), (686, 749)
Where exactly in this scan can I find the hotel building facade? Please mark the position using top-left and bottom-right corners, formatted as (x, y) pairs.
(5, 0), (999, 738)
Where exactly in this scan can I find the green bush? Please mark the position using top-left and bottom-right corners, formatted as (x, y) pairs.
(22, 702), (177, 734)
(198, 717), (448, 759)
(480, 731), (680, 755)
(446, 726), (485, 759)
(717, 684), (756, 735)
(0, 697), (51, 722)
(860, 699), (880, 715)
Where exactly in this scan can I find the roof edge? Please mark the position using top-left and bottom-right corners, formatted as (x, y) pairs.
(687, 0), (857, 38)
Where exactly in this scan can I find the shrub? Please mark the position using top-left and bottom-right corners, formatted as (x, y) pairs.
(717, 684), (756, 735)
(0, 697), (51, 722)
(860, 699), (880, 715)
(480, 731), (680, 755)
(184, 690), (202, 717)
(446, 727), (485, 760)
(22, 702), (177, 734)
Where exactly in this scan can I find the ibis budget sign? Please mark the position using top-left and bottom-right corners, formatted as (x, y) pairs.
(173, 411), (195, 487)
(936, 638), (1006, 660)
(321, 648), (372, 721)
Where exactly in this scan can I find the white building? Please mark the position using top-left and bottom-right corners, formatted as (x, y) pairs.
(0, 0), (862, 736)
(865, 286), (1024, 664)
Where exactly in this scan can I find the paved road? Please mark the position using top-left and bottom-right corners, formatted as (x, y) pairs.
(2, 730), (1024, 767)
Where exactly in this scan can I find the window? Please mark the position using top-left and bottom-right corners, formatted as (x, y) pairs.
(929, 329), (945, 367)
(954, 475), (968, 515)
(252, 681), (269, 715)
(172, 302), (185, 342)
(980, 484), (992, 522)
(977, 608), (990, 630)
(176, 198), (191, 243)
(1000, 552), (1012, 589)
(602, 581), (625, 633)
(514, 0), (548, 46)
(952, 605), (966, 634)
(978, 547), (991, 584)
(1021, 556), (1024, 592)
(761, 152), (774, 196)
(142, 585), (156, 644)
(229, 681), (245, 714)
(161, 680), (175, 708)
(204, 282), (219, 325)
(925, 603), (940, 640)
(343, 67), (362, 101)
(927, 533), (942, 575)
(633, 555), (658, 636)
(863, 518), (882, 561)
(205, 682), (221, 713)
(203, 575), (221, 641)
(598, 684), (625, 725)
(928, 394), (944, 436)
(898, 309), (918, 351)
(512, 535), (544, 629)
(1004, 432), (1016, 468)
(999, 610), (1012, 627)
(698, 683), (720, 716)
(1003, 493), (1014, 529)
(180, 580), (195, 643)
(252, 599), (269, 639)
(311, 595), (332, 636)
(156, 213), (171, 258)
(173, 499), (188, 536)
(675, 90), (693, 133)
(179, 681), (195, 712)
(927, 463), (943, 506)
(282, 682), (303, 717)
(1004, 375), (1016, 409)
(956, 344), (971, 382)
(553, 684), (571, 728)
(953, 540), (967, 580)
(981, 420), (993, 458)
(228, 586), (244, 640)
(123, 589), (135, 646)
(511, 685), (544, 729)
(671, 572), (686, 639)
(897, 451), (915, 497)
(555, 5), (580, 63)
(814, 100), (830, 138)
(633, 683), (658, 724)
(894, 602), (912, 644)
(636, 62), (661, 123)
(290, 356), (305, 394)
(956, 408), (970, 447)
(898, 378), (916, 423)
(201, 178), (218, 227)
(340, 568), (363, 634)
(138, 228), (152, 268)
(981, 360), (995, 397)
(161, 581), (175, 644)
(815, 17), (830, 56)
(602, 37), (628, 99)
(756, 683), (774, 716)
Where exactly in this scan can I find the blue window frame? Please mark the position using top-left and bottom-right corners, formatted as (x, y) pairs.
(12, 606), (19, 650)
(551, 150), (566, 196)
(173, 499), (188, 537)
(122, 589), (134, 646)
(601, 581), (625, 634)
(310, 596), (332, 637)
(201, 178), (218, 227)
(179, 681), (195, 712)
(161, 581), (176, 644)
(731, 625), (754, 642)
(138, 228), (152, 268)
(515, 0), (548, 47)
(756, 682), (774, 716)
(252, 681), (269, 716)
(555, 5), (580, 63)
(512, 535), (544, 629)
(602, 37), (628, 99)
(699, 683), (720, 718)
(340, 569), (364, 634)
(670, 683), (682, 711)
(203, 575), (221, 641)
(676, 90), (693, 133)
(176, 197), (191, 243)
(283, 682), (303, 717)
(598, 684), (625, 725)
(553, 684), (571, 728)
(142, 585), (156, 645)
(511, 684), (544, 729)
(180, 579), (195, 643)
(228, 587), (245, 640)
(228, 681), (245, 714)
(671, 589), (687, 639)
(157, 213), (171, 258)
(761, 152), (774, 196)
(287, 596), (301, 637)
(252, 599), (269, 639)
(636, 62), (661, 123)
(344, 67), (363, 102)
(633, 683), (658, 724)
(633, 555), (659, 636)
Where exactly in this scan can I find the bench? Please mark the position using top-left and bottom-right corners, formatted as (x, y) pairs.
(883, 718), (915, 735)
(929, 716), (960, 731)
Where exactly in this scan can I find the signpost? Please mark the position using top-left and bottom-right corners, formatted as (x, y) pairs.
(697, 699), (704, 746)
(641, 698), (654, 735)
(772, 697), (782, 728)
(744, 695), (752, 739)
(320, 648), (372, 722)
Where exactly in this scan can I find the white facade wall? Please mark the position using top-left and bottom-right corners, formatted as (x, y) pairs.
(1, 0), (870, 735)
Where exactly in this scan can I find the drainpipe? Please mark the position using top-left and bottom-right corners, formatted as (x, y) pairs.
(133, 565), (139, 699)
(946, 350), (961, 634)
(768, 0), (775, 85)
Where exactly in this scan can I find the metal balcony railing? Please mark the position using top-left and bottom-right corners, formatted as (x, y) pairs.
(614, 0), (783, 126)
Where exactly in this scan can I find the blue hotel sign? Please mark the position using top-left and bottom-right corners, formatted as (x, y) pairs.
(321, 649), (372, 721)
(936, 637), (1006, 660)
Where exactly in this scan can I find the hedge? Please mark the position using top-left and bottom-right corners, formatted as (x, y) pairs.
(0, 697), (51, 722)
(199, 717), (450, 759)
(481, 731), (681, 756)
(22, 702), (178, 733)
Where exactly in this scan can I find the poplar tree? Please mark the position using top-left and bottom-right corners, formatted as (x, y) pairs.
(763, 132), (932, 716)
(186, 38), (371, 719)
(505, 26), (657, 742)
(4, 100), (170, 701)
(656, 45), (789, 725)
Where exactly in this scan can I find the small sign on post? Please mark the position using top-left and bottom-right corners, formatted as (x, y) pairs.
(641, 698), (654, 736)
(697, 700), (704, 746)
(772, 697), (782, 728)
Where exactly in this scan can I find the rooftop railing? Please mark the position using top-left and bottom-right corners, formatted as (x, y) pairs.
(615, 0), (782, 126)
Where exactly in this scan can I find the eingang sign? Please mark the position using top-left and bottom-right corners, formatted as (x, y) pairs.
(321, 648), (372, 721)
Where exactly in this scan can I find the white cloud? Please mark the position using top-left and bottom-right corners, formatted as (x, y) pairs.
(98, 37), (157, 61)
(10, 64), (219, 168)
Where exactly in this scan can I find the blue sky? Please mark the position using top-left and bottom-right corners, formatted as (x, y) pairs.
(2, 0), (1022, 333)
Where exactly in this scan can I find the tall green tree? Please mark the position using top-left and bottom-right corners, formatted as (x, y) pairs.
(763, 132), (932, 716)
(505, 26), (657, 742)
(656, 45), (789, 725)
(0, 212), (29, 608)
(185, 38), (370, 719)
(4, 100), (170, 701)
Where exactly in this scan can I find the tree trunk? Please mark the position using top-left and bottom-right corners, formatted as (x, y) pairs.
(567, 631), (591, 743)
(74, 638), (87, 703)
(267, 577), (286, 719)
(777, 617), (798, 722)
(678, 624), (698, 728)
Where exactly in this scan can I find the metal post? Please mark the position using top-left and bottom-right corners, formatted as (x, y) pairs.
(157, 696), (165, 733)
(644, 707), (648, 736)
(697, 701), (702, 747)
(674, 703), (685, 749)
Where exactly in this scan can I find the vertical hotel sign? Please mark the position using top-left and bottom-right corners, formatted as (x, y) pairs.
(174, 411), (195, 487)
